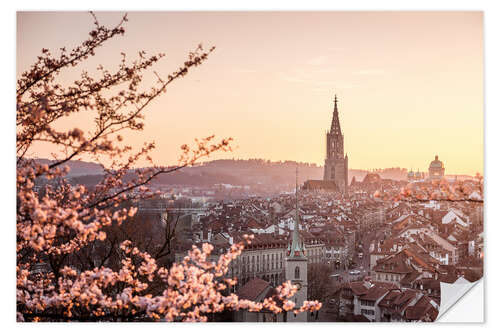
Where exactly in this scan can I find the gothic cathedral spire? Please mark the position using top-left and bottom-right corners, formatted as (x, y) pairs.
(324, 94), (349, 194)
(330, 94), (342, 136)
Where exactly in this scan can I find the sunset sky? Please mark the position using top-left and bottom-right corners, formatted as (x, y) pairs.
(17, 11), (483, 176)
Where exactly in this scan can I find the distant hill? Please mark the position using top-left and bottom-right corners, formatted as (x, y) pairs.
(192, 159), (323, 186)
(33, 158), (477, 188)
(35, 159), (104, 177)
(35, 158), (412, 187)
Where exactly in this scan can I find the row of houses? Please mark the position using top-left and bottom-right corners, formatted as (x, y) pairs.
(335, 279), (439, 322)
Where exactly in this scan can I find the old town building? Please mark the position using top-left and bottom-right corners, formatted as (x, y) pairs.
(428, 155), (445, 180)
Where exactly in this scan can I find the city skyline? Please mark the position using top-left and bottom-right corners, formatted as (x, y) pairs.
(15, 9), (485, 323)
(17, 11), (483, 175)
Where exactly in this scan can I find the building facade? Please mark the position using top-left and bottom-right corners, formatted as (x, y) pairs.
(232, 242), (287, 288)
(428, 155), (445, 180)
(324, 95), (349, 193)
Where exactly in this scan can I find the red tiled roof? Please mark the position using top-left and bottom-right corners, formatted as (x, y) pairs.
(303, 180), (338, 191)
(360, 285), (393, 301)
(349, 281), (369, 296)
(237, 278), (271, 301)
(405, 296), (439, 321)
(400, 270), (420, 286)
(373, 253), (413, 274)
(438, 272), (459, 284)
(378, 290), (401, 308)
(393, 289), (418, 307)
(405, 306), (430, 320)
(416, 278), (441, 291)
(247, 218), (263, 229)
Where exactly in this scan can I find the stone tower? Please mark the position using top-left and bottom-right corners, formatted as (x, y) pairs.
(285, 166), (308, 322)
(323, 95), (348, 193)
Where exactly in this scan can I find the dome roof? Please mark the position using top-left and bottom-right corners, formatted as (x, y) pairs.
(429, 155), (444, 169)
(363, 173), (382, 183)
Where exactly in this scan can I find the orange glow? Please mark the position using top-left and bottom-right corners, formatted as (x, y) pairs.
(17, 11), (483, 176)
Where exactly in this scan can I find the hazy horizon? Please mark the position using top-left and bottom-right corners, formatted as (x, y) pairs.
(31, 156), (478, 178)
(17, 11), (483, 176)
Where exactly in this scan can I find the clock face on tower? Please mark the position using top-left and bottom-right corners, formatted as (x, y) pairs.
(294, 282), (302, 290)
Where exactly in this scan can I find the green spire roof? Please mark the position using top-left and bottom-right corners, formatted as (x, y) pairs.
(288, 165), (306, 259)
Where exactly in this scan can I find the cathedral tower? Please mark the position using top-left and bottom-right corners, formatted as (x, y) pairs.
(285, 166), (308, 322)
(324, 95), (348, 193)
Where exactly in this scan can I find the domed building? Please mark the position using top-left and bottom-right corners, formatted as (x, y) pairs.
(362, 172), (382, 184)
(428, 155), (445, 180)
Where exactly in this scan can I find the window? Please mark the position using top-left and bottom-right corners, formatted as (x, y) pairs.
(295, 266), (300, 279)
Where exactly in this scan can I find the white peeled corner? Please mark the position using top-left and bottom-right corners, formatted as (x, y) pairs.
(437, 277), (483, 322)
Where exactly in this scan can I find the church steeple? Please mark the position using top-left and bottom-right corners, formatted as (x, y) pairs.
(285, 164), (308, 322)
(288, 165), (305, 259)
(330, 94), (342, 136)
(324, 93), (348, 194)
